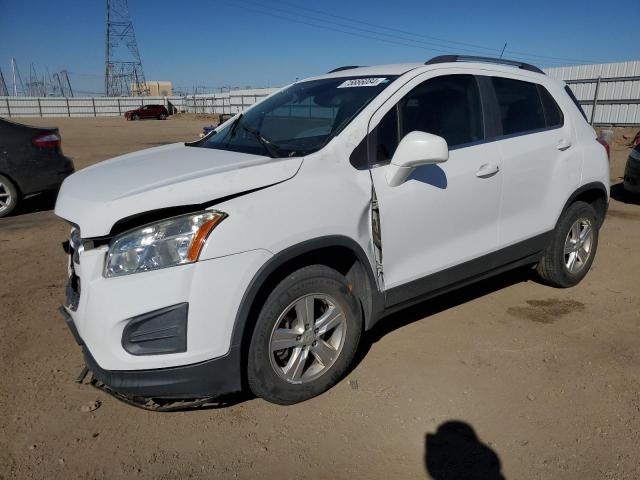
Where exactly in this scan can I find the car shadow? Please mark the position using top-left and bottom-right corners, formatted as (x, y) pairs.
(350, 266), (533, 371)
(610, 181), (640, 205)
(425, 420), (505, 479)
(408, 164), (448, 189)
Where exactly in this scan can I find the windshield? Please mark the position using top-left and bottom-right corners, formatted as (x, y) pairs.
(198, 76), (397, 158)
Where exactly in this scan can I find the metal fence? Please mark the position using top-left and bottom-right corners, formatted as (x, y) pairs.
(4, 63), (639, 125)
(182, 88), (279, 115)
(545, 61), (640, 126)
(0, 87), (279, 118)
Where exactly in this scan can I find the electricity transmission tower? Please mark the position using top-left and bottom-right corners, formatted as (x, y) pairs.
(0, 69), (8, 96)
(11, 58), (26, 96)
(105, 0), (149, 96)
(52, 71), (74, 97)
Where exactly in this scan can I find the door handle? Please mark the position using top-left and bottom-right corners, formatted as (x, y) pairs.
(557, 138), (572, 151)
(476, 163), (500, 178)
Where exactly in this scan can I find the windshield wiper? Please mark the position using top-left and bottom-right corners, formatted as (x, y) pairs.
(224, 113), (243, 144)
(240, 124), (282, 158)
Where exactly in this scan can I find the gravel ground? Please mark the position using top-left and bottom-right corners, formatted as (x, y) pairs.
(1, 117), (639, 479)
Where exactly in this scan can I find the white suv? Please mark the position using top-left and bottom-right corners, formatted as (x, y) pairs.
(56, 56), (609, 405)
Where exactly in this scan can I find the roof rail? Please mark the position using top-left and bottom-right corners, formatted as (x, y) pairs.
(327, 65), (363, 73)
(425, 55), (545, 75)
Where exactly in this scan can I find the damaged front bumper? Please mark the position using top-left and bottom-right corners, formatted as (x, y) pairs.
(59, 307), (243, 406)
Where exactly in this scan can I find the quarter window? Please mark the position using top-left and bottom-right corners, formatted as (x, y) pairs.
(372, 74), (484, 163)
(538, 85), (564, 128)
(492, 77), (546, 135)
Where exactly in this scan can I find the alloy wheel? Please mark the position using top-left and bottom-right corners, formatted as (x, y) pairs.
(564, 217), (594, 274)
(0, 180), (13, 214)
(268, 294), (347, 384)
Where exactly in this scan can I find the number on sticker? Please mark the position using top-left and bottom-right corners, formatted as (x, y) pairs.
(337, 78), (387, 88)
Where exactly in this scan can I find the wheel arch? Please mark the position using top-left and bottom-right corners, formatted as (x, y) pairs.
(230, 236), (382, 384)
(558, 181), (609, 228)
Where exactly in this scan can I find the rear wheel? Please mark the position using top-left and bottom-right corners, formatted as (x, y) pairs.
(247, 265), (362, 404)
(536, 201), (599, 287)
(0, 175), (18, 218)
(158, 113), (167, 120)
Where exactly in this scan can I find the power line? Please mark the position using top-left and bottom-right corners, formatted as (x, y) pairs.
(224, 2), (493, 60)
(224, 1), (576, 67)
(260, 0), (605, 65)
(240, 0), (510, 60)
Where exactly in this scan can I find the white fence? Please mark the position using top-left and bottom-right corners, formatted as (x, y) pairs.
(182, 88), (279, 116)
(0, 87), (280, 118)
(545, 61), (640, 126)
(5, 63), (638, 125)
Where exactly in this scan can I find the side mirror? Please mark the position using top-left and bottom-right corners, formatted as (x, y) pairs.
(386, 131), (449, 187)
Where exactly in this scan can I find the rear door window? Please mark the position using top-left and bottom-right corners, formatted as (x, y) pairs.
(491, 77), (546, 135)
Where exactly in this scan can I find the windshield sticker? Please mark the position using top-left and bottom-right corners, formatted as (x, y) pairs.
(337, 78), (388, 88)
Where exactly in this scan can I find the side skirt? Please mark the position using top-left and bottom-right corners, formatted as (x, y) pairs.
(380, 231), (552, 316)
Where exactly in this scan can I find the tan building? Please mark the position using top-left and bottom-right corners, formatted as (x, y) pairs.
(131, 81), (173, 96)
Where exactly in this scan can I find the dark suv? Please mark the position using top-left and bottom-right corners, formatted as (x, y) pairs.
(124, 104), (169, 120)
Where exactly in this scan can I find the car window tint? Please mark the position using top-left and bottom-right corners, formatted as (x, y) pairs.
(492, 77), (546, 135)
(372, 74), (483, 163)
(538, 85), (564, 128)
(372, 105), (399, 163)
(399, 74), (483, 147)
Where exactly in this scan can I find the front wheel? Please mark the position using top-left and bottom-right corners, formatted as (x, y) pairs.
(247, 265), (362, 404)
(536, 201), (599, 287)
(132, 114), (140, 121)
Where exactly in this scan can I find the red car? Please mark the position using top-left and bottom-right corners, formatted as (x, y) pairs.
(124, 104), (169, 120)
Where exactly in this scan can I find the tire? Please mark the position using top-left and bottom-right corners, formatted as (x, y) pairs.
(247, 265), (362, 405)
(536, 201), (599, 288)
(0, 174), (18, 218)
(132, 114), (139, 121)
(158, 113), (167, 120)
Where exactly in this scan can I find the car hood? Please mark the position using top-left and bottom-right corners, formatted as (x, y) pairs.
(55, 142), (303, 237)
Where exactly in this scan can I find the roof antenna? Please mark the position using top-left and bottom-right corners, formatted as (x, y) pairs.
(499, 42), (507, 59)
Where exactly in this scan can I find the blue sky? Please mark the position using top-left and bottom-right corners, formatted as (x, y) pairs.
(1, 0), (639, 95)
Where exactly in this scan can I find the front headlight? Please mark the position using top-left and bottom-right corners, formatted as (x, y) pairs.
(104, 210), (227, 278)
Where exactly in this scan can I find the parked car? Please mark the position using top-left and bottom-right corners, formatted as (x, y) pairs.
(0, 118), (74, 218)
(56, 56), (609, 406)
(124, 104), (169, 120)
(623, 143), (640, 194)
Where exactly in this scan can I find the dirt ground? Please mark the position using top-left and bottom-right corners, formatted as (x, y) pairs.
(1, 116), (639, 479)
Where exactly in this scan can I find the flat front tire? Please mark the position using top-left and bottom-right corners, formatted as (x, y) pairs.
(536, 201), (599, 287)
(247, 265), (362, 405)
(0, 175), (18, 218)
